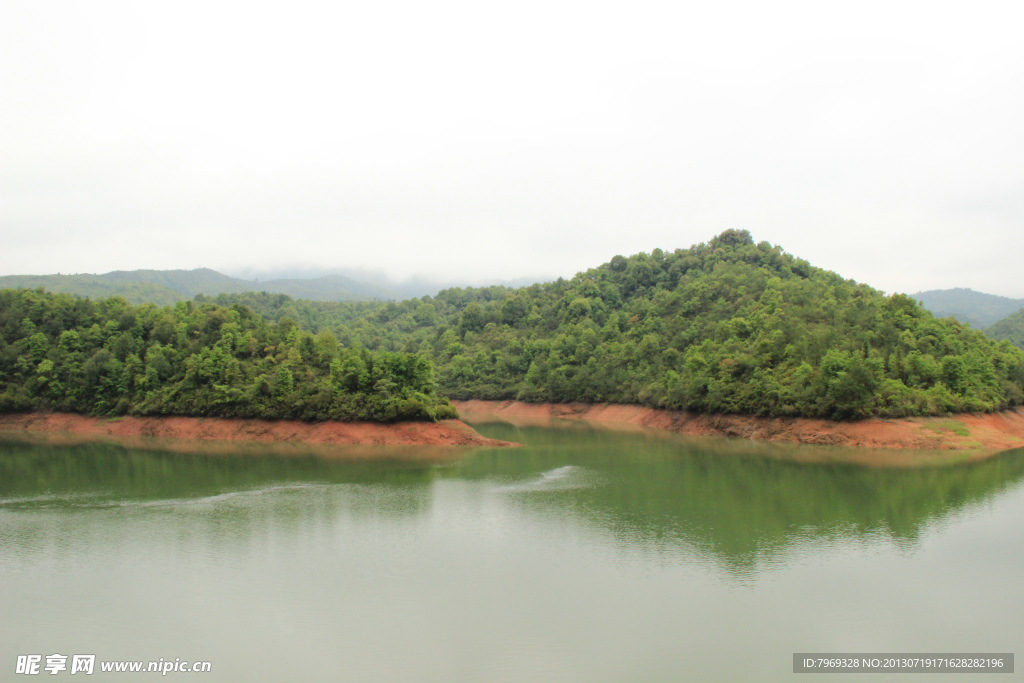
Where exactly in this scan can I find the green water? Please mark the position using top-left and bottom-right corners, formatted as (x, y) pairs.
(2, 421), (1023, 681)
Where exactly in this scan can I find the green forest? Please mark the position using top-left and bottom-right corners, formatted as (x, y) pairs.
(0, 289), (457, 422)
(4, 230), (1024, 422)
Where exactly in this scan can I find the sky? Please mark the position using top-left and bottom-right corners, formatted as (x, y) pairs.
(2, 0), (1023, 296)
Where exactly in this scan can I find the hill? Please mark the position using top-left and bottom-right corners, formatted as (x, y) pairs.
(988, 309), (1024, 350)
(206, 230), (1024, 420)
(0, 269), (394, 306)
(912, 288), (1024, 329)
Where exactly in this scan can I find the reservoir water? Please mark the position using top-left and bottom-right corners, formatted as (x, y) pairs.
(2, 419), (1023, 681)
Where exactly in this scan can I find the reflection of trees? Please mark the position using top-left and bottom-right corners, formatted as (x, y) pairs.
(6, 424), (1024, 572)
(0, 439), (439, 504)
(458, 422), (1024, 569)
(0, 439), (442, 559)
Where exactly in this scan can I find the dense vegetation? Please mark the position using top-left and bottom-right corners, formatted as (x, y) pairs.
(196, 231), (1024, 420)
(0, 289), (456, 422)
(0, 268), (392, 306)
(987, 308), (1024, 350)
(913, 287), (1024, 330)
(6, 231), (1024, 422)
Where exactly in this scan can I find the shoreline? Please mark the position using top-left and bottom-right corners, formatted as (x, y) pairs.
(0, 412), (519, 449)
(452, 400), (1024, 452)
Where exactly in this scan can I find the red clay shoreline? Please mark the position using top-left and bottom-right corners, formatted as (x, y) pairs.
(453, 400), (1024, 452)
(0, 412), (519, 449)
(6, 403), (1024, 455)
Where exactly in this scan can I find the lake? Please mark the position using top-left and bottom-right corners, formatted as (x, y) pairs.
(2, 419), (1022, 681)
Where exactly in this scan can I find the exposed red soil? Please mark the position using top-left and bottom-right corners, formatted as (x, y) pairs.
(453, 400), (1024, 452)
(0, 412), (519, 450)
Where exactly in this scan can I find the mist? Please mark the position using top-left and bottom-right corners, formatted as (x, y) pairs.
(2, 0), (1022, 295)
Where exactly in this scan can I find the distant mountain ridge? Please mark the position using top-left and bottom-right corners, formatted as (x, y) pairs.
(912, 288), (1024, 330)
(0, 268), (395, 305)
(226, 266), (545, 300)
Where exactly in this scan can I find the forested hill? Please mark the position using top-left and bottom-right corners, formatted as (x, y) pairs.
(912, 288), (1024, 330)
(0, 289), (456, 422)
(988, 310), (1024, 350)
(0, 268), (394, 306)
(5, 231), (1023, 421)
(201, 230), (1024, 420)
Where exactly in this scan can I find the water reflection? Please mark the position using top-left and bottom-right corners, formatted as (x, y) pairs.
(456, 421), (1024, 569)
(0, 438), (444, 558)
(0, 438), (445, 504)
(4, 423), (1024, 573)
(3, 426), (1024, 682)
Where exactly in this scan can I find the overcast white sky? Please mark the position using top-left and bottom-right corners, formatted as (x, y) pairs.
(2, 0), (1023, 295)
